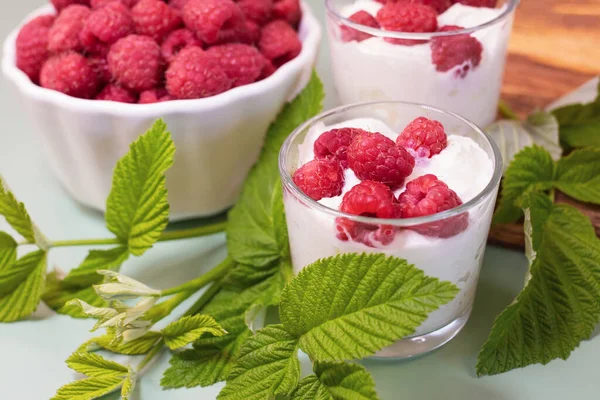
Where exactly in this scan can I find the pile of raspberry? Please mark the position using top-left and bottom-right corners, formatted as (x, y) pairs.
(15, 0), (303, 102)
(342, 0), (493, 78)
(292, 117), (469, 246)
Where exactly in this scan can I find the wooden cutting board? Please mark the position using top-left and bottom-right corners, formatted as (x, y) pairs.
(487, 0), (600, 248)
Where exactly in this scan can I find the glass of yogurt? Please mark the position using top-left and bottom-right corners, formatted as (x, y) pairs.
(279, 101), (502, 358)
(325, 0), (519, 128)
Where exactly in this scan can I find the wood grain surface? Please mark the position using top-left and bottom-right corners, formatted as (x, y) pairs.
(488, 0), (600, 248)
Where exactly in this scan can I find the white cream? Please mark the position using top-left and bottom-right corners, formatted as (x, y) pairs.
(328, 1), (513, 127)
(283, 118), (497, 338)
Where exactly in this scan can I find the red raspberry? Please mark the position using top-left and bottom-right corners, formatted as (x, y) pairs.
(108, 35), (163, 92)
(15, 15), (55, 82)
(397, 117), (447, 158)
(336, 180), (399, 247)
(81, 1), (134, 53)
(259, 20), (302, 67)
(40, 52), (99, 98)
(431, 25), (483, 77)
(244, 20), (261, 44)
(398, 174), (468, 238)
(205, 44), (265, 87)
(451, 0), (496, 8)
(166, 47), (232, 99)
(169, 0), (189, 9)
(132, 0), (182, 42)
(347, 131), (415, 187)
(272, 0), (301, 27)
(259, 58), (276, 79)
(48, 5), (90, 53)
(139, 87), (174, 103)
(292, 159), (344, 201)
(88, 55), (111, 84)
(161, 29), (203, 63)
(341, 11), (380, 43)
(51, 0), (90, 12)
(182, 0), (245, 45)
(96, 84), (137, 102)
(314, 127), (367, 168)
(376, 0), (451, 12)
(237, 0), (273, 25)
(91, 0), (139, 8)
(376, 3), (437, 45)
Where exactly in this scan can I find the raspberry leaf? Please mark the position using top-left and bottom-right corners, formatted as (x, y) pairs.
(86, 331), (163, 355)
(0, 232), (17, 271)
(66, 352), (128, 378)
(0, 178), (46, 247)
(50, 375), (125, 400)
(121, 368), (136, 400)
(291, 362), (379, 400)
(552, 81), (600, 150)
(162, 314), (227, 350)
(554, 148), (600, 204)
(280, 253), (459, 361)
(105, 119), (175, 256)
(61, 246), (130, 287)
(218, 325), (301, 400)
(477, 192), (600, 375)
(43, 273), (107, 319)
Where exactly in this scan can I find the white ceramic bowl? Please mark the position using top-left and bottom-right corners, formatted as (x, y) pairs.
(2, 3), (321, 220)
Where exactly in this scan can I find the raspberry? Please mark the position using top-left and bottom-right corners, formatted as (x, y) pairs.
(139, 87), (173, 103)
(48, 5), (90, 53)
(376, 3), (437, 45)
(404, 0), (451, 14)
(237, 0), (272, 25)
(206, 44), (265, 87)
(51, 0), (90, 12)
(132, 0), (182, 42)
(347, 131), (415, 187)
(397, 117), (447, 158)
(431, 25), (483, 77)
(88, 55), (111, 84)
(96, 84), (137, 102)
(161, 29), (203, 63)
(272, 0), (301, 27)
(341, 11), (380, 43)
(169, 0), (189, 9)
(40, 52), (99, 98)
(336, 180), (399, 247)
(166, 46), (232, 99)
(292, 159), (344, 201)
(259, 20), (302, 67)
(451, 0), (496, 8)
(108, 35), (163, 92)
(398, 174), (468, 238)
(91, 0), (139, 8)
(81, 1), (134, 52)
(259, 59), (276, 79)
(182, 0), (245, 45)
(314, 127), (367, 168)
(15, 15), (55, 82)
(244, 20), (262, 44)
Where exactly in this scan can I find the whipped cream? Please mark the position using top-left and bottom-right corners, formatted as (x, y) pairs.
(283, 117), (497, 341)
(328, 1), (514, 127)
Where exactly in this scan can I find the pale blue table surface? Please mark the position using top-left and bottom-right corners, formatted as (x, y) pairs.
(1, 1), (599, 399)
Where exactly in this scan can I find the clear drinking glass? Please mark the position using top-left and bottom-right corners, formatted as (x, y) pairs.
(279, 101), (503, 358)
(325, 0), (519, 128)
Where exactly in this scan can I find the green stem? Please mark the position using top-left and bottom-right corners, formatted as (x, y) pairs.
(147, 290), (195, 323)
(183, 280), (224, 317)
(160, 257), (234, 297)
(137, 339), (165, 372)
(498, 100), (520, 121)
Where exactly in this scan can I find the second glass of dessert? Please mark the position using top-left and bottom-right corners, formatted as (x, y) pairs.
(279, 101), (502, 358)
(325, 0), (519, 128)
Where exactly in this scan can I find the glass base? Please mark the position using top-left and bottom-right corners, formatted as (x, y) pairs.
(371, 307), (472, 360)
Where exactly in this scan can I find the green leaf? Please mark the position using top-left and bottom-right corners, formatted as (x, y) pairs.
(0, 178), (42, 245)
(62, 247), (130, 287)
(88, 331), (162, 355)
(493, 145), (555, 224)
(105, 119), (176, 256)
(218, 325), (300, 400)
(0, 250), (46, 322)
(50, 375), (123, 400)
(280, 253), (459, 361)
(0, 247), (39, 296)
(554, 148), (600, 204)
(121, 368), (136, 400)
(66, 352), (128, 378)
(477, 192), (600, 375)
(552, 81), (600, 149)
(43, 272), (107, 319)
(162, 314), (227, 350)
(0, 232), (17, 271)
(291, 362), (379, 400)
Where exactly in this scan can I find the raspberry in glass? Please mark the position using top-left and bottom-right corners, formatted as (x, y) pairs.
(341, 11), (380, 43)
(432, 25), (483, 77)
(314, 127), (367, 168)
(376, 2), (437, 45)
(397, 117), (447, 158)
(292, 159), (345, 201)
(451, 0), (496, 8)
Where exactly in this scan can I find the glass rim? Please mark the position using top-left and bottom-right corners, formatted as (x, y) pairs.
(325, 0), (520, 40)
(278, 100), (503, 227)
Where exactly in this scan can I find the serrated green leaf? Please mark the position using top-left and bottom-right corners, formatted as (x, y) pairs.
(121, 368), (136, 400)
(0, 232), (17, 272)
(0, 247), (39, 296)
(162, 314), (226, 350)
(280, 253), (458, 361)
(552, 81), (600, 149)
(66, 352), (128, 378)
(291, 362), (379, 400)
(0, 250), (46, 322)
(218, 325), (300, 400)
(43, 272), (107, 319)
(554, 148), (600, 204)
(0, 178), (41, 245)
(51, 375), (124, 400)
(62, 247), (130, 288)
(89, 331), (162, 355)
(477, 192), (600, 375)
(105, 119), (175, 256)
(493, 145), (555, 224)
